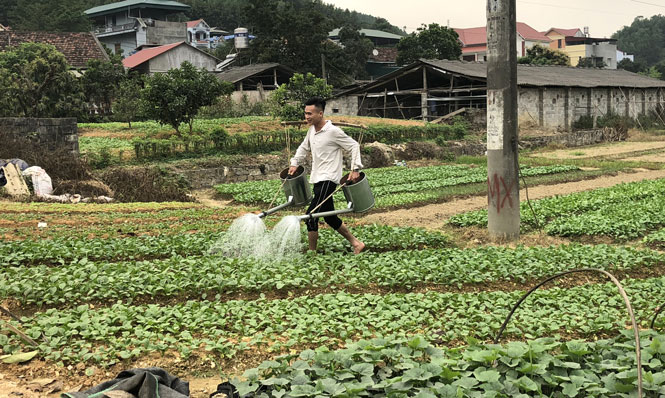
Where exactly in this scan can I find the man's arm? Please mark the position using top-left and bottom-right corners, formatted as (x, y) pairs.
(289, 129), (311, 174)
(334, 128), (363, 180)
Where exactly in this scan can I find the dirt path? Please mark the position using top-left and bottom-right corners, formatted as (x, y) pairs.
(533, 141), (665, 159)
(363, 168), (665, 229)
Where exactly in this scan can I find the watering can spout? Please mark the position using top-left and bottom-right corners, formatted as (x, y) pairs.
(259, 196), (294, 218)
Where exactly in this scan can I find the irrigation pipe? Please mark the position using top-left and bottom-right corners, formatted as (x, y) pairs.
(493, 268), (642, 398)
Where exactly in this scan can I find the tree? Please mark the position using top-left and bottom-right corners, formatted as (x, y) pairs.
(639, 65), (662, 80)
(244, 0), (332, 76)
(396, 23), (461, 65)
(322, 25), (374, 87)
(270, 73), (332, 120)
(372, 17), (405, 36)
(7, 0), (90, 32)
(518, 44), (569, 66)
(113, 77), (143, 128)
(613, 15), (665, 67)
(0, 42), (85, 117)
(80, 53), (126, 117)
(618, 58), (647, 73)
(141, 62), (233, 134)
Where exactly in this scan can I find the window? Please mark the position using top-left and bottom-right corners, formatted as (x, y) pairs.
(557, 39), (562, 49)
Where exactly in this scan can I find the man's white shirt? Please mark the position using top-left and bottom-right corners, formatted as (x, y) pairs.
(290, 120), (363, 184)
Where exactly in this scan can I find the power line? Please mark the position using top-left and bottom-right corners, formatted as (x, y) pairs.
(516, 0), (630, 16)
(630, 0), (665, 8)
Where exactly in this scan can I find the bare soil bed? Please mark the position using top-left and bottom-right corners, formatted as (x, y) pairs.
(621, 152), (665, 163)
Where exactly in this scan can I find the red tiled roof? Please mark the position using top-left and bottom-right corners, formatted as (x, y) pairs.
(454, 27), (486, 46)
(0, 31), (108, 68)
(545, 28), (582, 37)
(462, 45), (486, 54)
(122, 41), (184, 68)
(517, 22), (550, 42)
(186, 19), (203, 28)
(455, 22), (550, 47)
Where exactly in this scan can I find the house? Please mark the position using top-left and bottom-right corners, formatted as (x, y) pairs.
(0, 31), (109, 71)
(543, 28), (584, 51)
(84, 0), (190, 57)
(327, 59), (665, 131)
(543, 27), (618, 69)
(216, 63), (294, 103)
(564, 37), (618, 69)
(454, 22), (551, 62)
(121, 41), (219, 73)
(186, 19), (211, 49)
(328, 28), (405, 79)
(617, 49), (635, 63)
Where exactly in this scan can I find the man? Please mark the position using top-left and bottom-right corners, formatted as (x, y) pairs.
(288, 97), (365, 254)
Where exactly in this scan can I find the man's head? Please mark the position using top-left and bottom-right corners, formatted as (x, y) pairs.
(304, 97), (326, 126)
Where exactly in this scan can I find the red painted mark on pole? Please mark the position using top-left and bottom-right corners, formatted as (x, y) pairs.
(487, 174), (515, 214)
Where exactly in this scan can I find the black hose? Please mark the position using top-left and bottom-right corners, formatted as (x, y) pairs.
(492, 268), (642, 398)
(651, 303), (665, 330)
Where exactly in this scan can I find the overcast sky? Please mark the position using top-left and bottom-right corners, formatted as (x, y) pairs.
(325, 0), (665, 38)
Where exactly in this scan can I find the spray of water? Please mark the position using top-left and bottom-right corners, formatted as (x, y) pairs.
(264, 216), (303, 262)
(209, 213), (303, 261)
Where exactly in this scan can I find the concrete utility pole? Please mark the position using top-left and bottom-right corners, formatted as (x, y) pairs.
(486, 0), (520, 240)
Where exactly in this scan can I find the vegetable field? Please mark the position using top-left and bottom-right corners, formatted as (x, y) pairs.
(215, 164), (582, 209)
(2, 159), (665, 397)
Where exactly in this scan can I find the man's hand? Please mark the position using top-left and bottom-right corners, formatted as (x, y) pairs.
(288, 166), (298, 175)
(348, 170), (360, 183)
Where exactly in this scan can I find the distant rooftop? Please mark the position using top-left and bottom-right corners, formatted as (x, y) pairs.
(0, 31), (109, 68)
(455, 22), (550, 47)
(545, 28), (583, 37)
(329, 28), (404, 40)
(84, 0), (190, 17)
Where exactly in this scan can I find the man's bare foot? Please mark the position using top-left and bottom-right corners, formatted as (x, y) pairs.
(353, 241), (365, 254)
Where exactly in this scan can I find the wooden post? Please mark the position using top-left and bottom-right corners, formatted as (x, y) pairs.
(421, 67), (429, 121)
(486, 0), (519, 240)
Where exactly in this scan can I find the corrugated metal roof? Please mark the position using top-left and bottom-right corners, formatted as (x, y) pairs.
(216, 63), (294, 83)
(122, 41), (183, 68)
(423, 59), (665, 88)
(329, 28), (404, 40)
(337, 59), (665, 98)
(85, 0), (190, 17)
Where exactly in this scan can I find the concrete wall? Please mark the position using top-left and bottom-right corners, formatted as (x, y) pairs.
(146, 20), (186, 46)
(591, 42), (618, 69)
(518, 86), (664, 131)
(148, 45), (217, 73)
(98, 32), (137, 57)
(230, 90), (275, 104)
(327, 96), (359, 116)
(0, 118), (78, 154)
